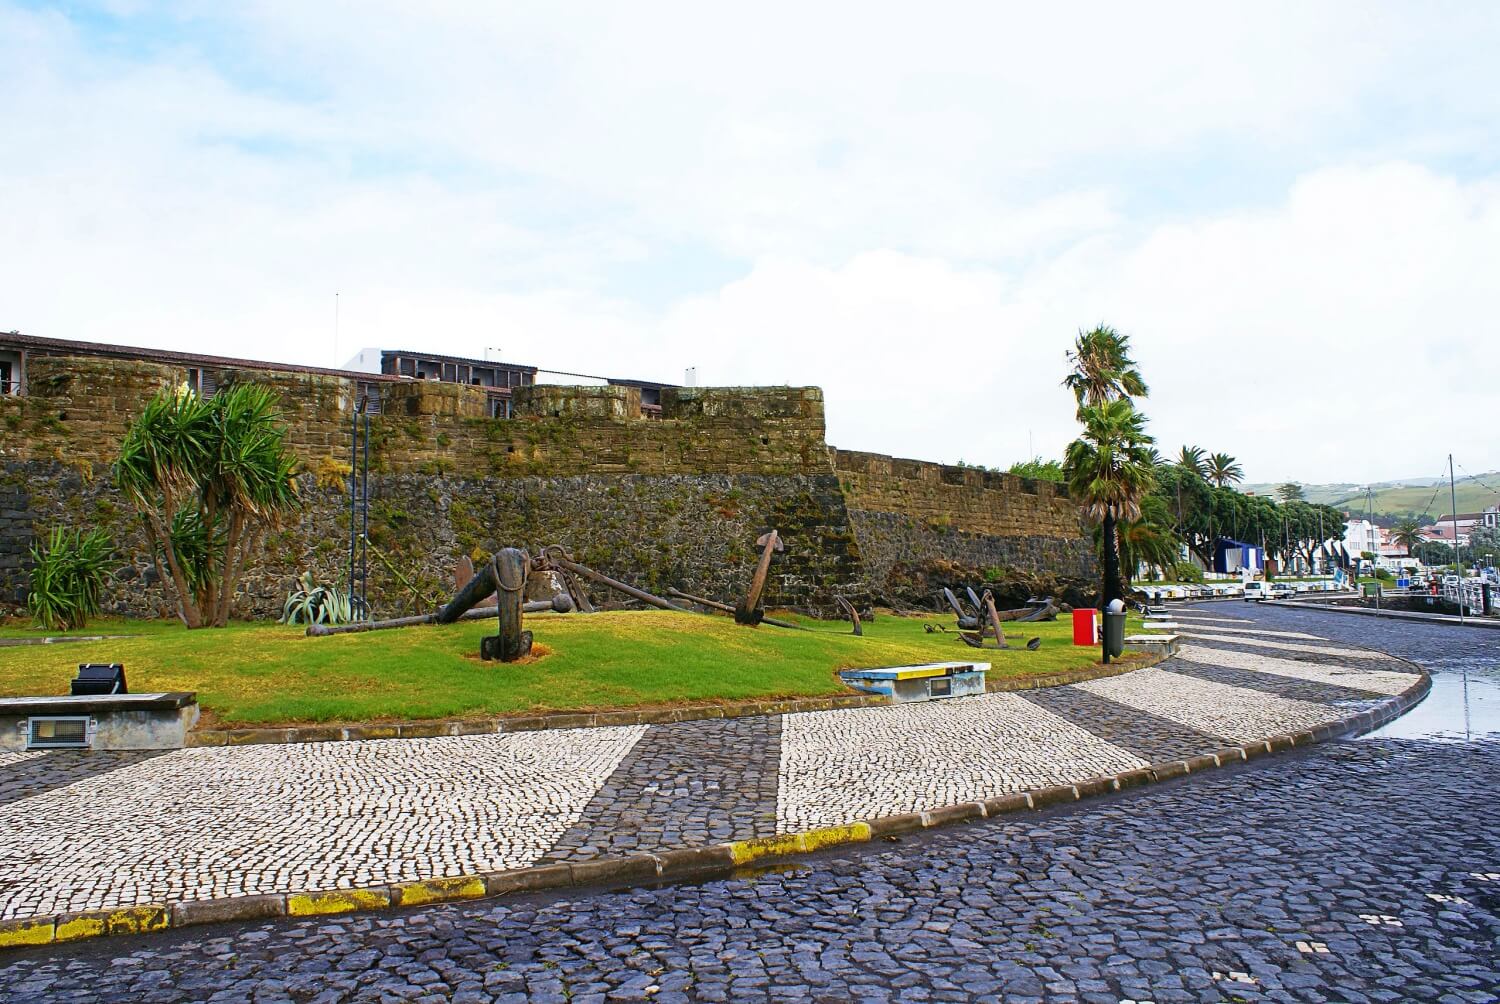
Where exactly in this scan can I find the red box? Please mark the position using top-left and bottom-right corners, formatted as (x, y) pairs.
(1072, 608), (1097, 646)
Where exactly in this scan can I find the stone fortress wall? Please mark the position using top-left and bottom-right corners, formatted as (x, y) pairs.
(0, 351), (1091, 619)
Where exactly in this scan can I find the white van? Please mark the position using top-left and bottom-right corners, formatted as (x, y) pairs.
(1243, 581), (1268, 602)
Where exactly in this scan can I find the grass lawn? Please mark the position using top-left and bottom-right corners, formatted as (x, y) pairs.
(0, 609), (1143, 727)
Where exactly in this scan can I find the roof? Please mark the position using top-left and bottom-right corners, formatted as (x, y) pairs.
(382, 348), (538, 373)
(380, 350), (674, 387)
(1, 331), (406, 383)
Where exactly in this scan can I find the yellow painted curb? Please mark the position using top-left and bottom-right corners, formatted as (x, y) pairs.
(392, 876), (486, 907)
(103, 906), (170, 936)
(287, 888), (391, 916)
(54, 915), (106, 943)
(802, 822), (872, 853)
(727, 823), (872, 866)
(0, 919), (54, 948)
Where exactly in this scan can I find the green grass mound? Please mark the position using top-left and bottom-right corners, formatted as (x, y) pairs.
(0, 610), (1132, 727)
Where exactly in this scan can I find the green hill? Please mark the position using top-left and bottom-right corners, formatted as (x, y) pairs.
(1245, 474), (1500, 522)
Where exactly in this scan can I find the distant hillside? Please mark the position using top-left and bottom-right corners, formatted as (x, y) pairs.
(1244, 473), (1500, 522)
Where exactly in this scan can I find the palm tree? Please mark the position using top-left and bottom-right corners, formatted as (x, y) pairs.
(1177, 445), (1207, 478)
(1064, 399), (1158, 606)
(1117, 494), (1182, 585)
(1207, 452), (1244, 488)
(1062, 325), (1148, 415)
(115, 383), (300, 627)
(1390, 517), (1425, 553)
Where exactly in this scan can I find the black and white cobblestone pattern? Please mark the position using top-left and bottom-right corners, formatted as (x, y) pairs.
(1075, 666), (1348, 743)
(0, 610), (1438, 930)
(776, 694), (1148, 832)
(1176, 642), (1418, 696)
(544, 716), (781, 861)
(2, 733), (1491, 1002)
(0, 728), (645, 920)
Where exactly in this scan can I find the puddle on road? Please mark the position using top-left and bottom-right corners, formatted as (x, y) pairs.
(1364, 669), (1500, 743)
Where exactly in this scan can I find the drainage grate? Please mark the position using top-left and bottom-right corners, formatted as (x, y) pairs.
(26, 716), (93, 749)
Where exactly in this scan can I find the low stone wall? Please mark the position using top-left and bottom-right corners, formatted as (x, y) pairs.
(832, 450), (1092, 603)
(848, 509), (1094, 595)
(833, 449), (1081, 540)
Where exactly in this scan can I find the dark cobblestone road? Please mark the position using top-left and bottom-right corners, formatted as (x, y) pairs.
(2, 605), (1495, 1003)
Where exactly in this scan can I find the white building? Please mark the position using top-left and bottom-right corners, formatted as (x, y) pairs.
(1343, 519), (1414, 572)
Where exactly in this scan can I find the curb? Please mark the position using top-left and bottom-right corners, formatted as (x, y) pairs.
(184, 649), (1170, 748)
(0, 664), (1429, 952)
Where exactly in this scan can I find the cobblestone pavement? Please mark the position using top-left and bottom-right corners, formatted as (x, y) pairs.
(1, 604), (1493, 1002)
(777, 695), (1147, 832)
(0, 609), (1426, 924)
(0, 730), (645, 920)
(543, 716), (782, 861)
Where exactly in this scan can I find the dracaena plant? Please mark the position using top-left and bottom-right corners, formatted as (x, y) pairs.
(115, 382), (300, 628)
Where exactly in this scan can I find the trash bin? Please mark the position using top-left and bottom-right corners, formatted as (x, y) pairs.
(1071, 608), (1097, 646)
(1102, 599), (1126, 660)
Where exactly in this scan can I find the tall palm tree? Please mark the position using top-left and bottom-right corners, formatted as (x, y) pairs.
(1062, 325), (1148, 415)
(1390, 517), (1425, 553)
(1177, 445), (1207, 478)
(1207, 452), (1244, 488)
(1064, 399), (1157, 606)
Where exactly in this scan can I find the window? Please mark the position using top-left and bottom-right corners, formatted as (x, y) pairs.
(185, 368), (217, 397)
(356, 382), (383, 415)
(0, 351), (21, 395)
(488, 396), (511, 419)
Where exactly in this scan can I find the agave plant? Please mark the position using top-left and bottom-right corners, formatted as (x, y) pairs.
(281, 572), (355, 626)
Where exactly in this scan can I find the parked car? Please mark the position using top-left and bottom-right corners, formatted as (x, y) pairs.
(1243, 581), (1268, 602)
(1267, 582), (1294, 600)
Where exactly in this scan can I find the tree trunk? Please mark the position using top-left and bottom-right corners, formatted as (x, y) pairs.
(147, 509), (202, 628)
(213, 514), (247, 627)
(1102, 512), (1123, 606)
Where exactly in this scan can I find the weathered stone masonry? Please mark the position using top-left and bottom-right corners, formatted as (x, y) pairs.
(833, 450), (1094, 596)
(0, 352), (1089, 618)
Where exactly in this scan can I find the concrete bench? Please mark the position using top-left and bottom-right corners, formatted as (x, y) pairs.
(1123, 634), (1181, 657)
(1, 693), (199, 752)
(840, 662), (990, 703)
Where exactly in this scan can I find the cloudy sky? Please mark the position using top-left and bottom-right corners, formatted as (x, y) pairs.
(3, 2), (1497, 484)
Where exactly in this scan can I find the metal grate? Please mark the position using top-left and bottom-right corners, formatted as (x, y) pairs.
(27, 716), (93, 749)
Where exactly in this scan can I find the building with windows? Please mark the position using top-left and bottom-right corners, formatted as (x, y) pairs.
(0, 332), (673, 420)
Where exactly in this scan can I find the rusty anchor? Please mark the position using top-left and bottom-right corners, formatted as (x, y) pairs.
(734, 530), (784, 626)
(835, 594), (863, 636)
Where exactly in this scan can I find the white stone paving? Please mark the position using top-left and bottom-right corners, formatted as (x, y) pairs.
(1075, 666), (1344, 742)
(1170, 614), (1253, 624)
(1174, 625), (1328, 640)
(1175, 644), (1418, 697)
(0, 750), (44, 770)
(0, 727), (645, 920)
(1177, 632), (1396, 660)
(776, 694), (1147, 832)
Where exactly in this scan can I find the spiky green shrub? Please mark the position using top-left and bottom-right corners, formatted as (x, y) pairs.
(281, 572), (354, 626)
(114, 383), (299, 628)
(27, 527), (114, 631)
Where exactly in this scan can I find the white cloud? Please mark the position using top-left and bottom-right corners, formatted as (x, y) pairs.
(0, 2), (1497, 484)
